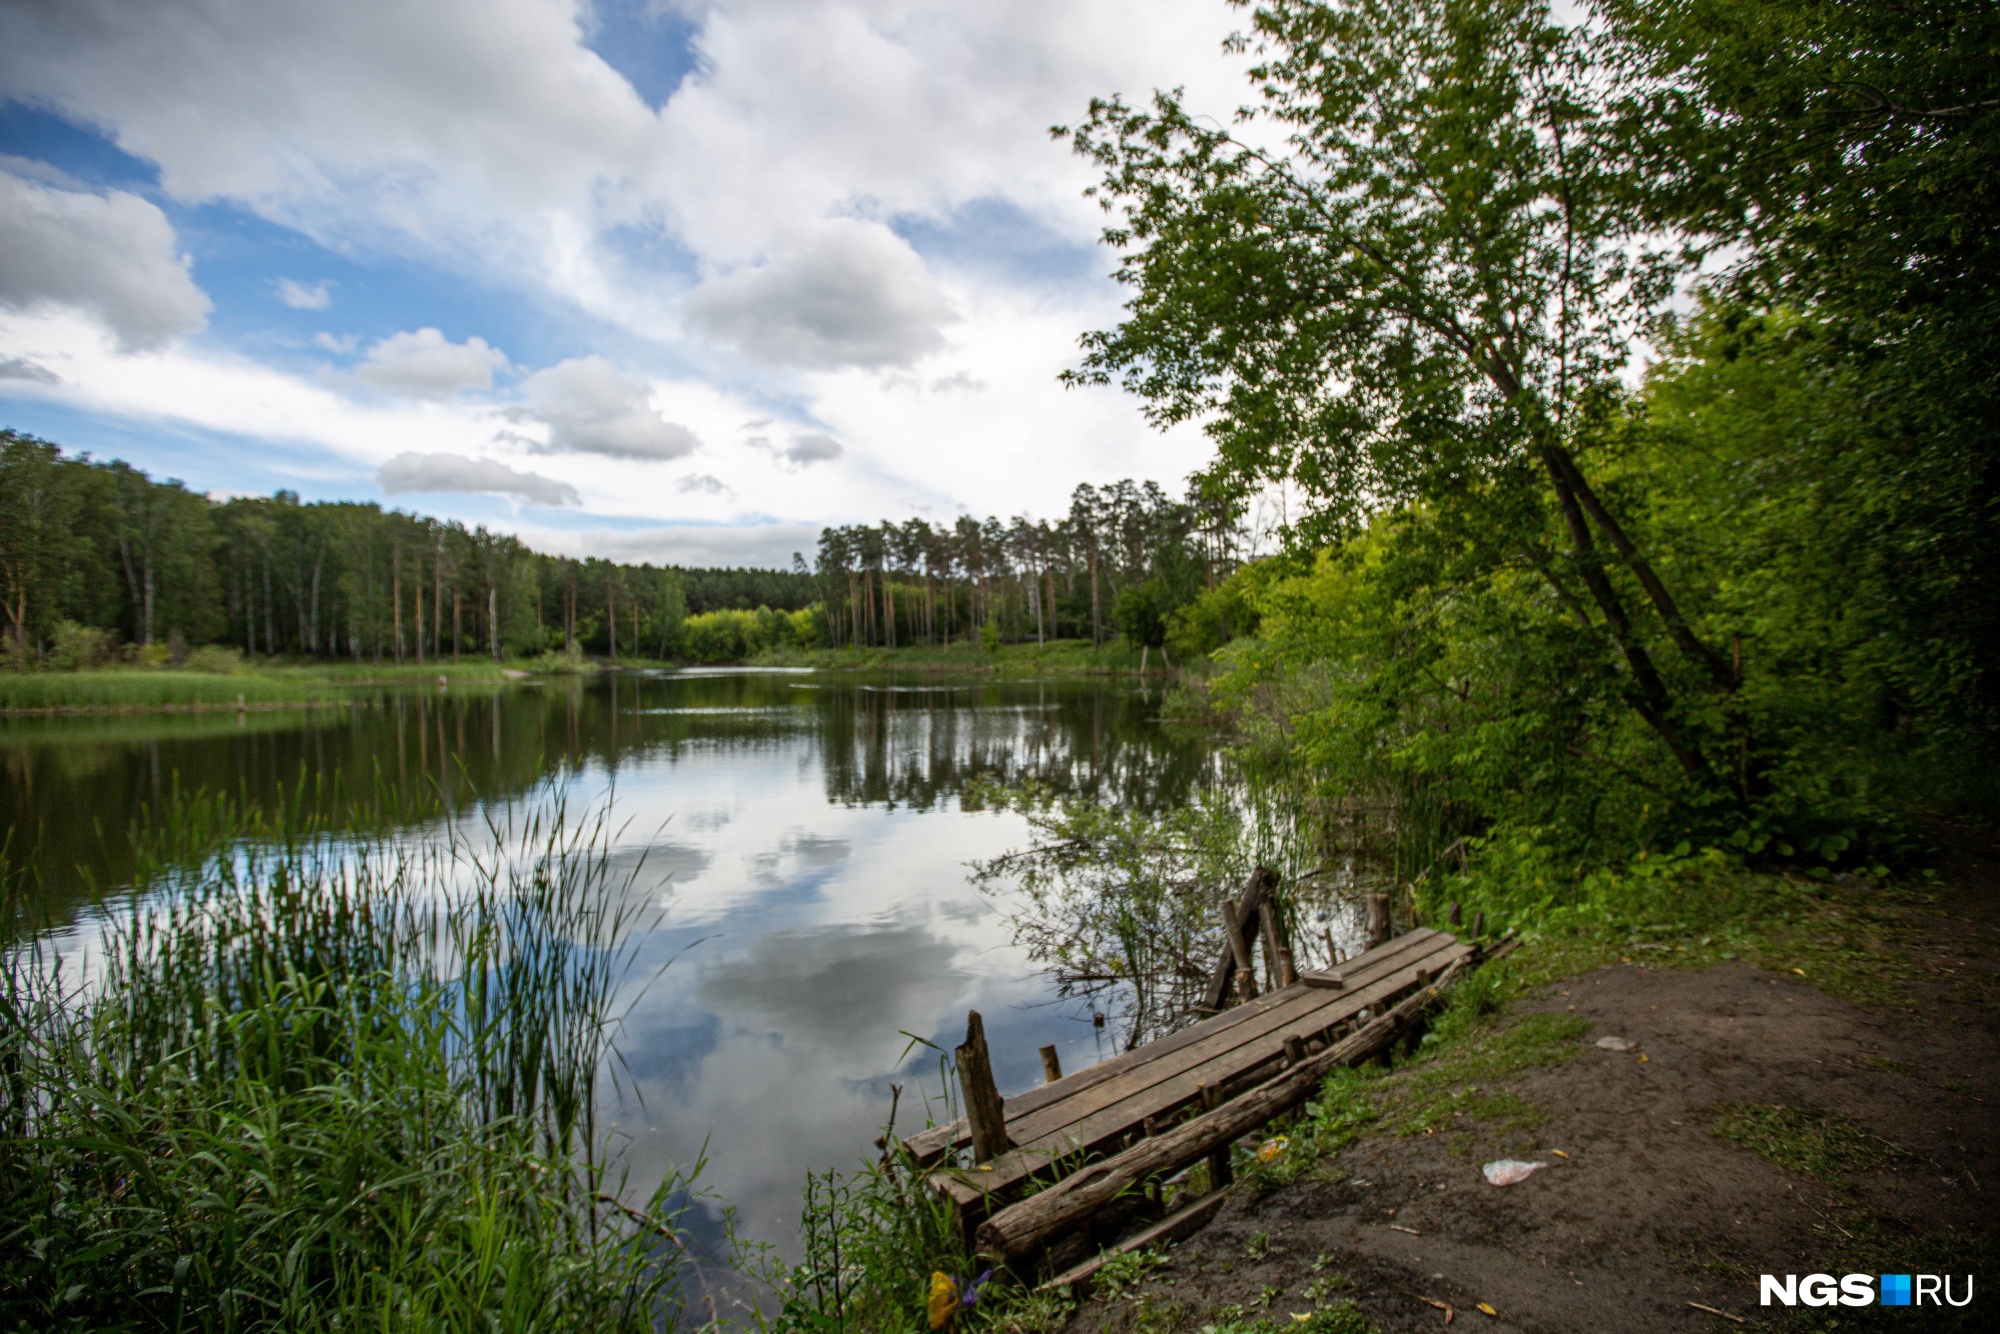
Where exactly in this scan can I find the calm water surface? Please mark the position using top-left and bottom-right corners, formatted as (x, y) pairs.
(1, 669), (1216, 1252)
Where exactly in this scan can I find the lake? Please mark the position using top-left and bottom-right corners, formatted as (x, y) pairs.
(0, 668), (1218, 1255)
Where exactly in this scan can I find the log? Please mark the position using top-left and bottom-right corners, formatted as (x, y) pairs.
(1201, 869), (1273, 1012)
(975, 959), (1470, 1262)
(1039, 1044), (1063, 1084)
(1366, 892), (1393, 948)
(956, 1011), (1012, 1163)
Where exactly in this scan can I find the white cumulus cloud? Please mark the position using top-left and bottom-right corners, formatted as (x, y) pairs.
(355, 327), (506, 397)
(520, 356), (699, 460)
(685, 220), (953, 371)
(0, 172), (211, 351)
(377, 451), (578, 505)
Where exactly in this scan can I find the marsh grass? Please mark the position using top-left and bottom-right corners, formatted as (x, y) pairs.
(0, 660), (530, 713)
(737, 1040), (1073, 1334)
(0, 783), (698, 1332)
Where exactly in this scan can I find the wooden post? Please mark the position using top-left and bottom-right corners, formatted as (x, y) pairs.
(1259, 900), (1295, 987)
(1366, 892), (1393, 949)
(1471, 910), (1486, 940)
(1323, 927), (1338, 965)
(1283, 1035), (1308, 1066)
(1224, 901), (1259, 1001)
(1200, 1083), (1232, 1189)
(1447, 900), (1462, 928)
(1202, 869), (1273, 1011)
(1039, 1044), (1063, 1084)
(956, 1011), (1012, 1163)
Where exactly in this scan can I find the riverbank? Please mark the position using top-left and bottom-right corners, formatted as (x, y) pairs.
(1051, 831), (1999, 1333)
(0, 659), (562, 715)
(749, 637), (1156, 675)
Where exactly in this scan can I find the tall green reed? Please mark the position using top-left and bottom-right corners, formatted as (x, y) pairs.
(0, 780), (697, 1333)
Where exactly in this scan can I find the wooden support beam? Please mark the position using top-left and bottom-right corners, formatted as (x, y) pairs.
(1200, 1083), (1232, 1189)
(1037, 1188), (1230, 1293)
(1039, 1044), (1063, 1084)
(1259, 899), (1294, 988)
(974, 959), (1470, 1263)
(1201, 868), (1274, 1012)
(1366, 892), (1393, 949)
(956, 1010), (1012, 1164)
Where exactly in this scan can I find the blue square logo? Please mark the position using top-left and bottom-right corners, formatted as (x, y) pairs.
(1880, 1274), (1912, 1307)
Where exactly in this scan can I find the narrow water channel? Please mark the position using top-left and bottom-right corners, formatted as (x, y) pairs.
(1, 669), (1218, 1253)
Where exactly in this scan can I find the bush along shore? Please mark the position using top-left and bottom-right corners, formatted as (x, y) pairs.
(0, 788), (701, 1332)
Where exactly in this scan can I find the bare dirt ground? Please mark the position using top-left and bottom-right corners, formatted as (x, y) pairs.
(1063, 828), (2000, 1332)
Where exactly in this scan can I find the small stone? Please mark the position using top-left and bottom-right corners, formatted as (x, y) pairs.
(1595, 1036), (1636, 1052)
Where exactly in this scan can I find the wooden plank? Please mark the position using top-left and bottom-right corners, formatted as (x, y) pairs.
(950, 932), (1458, 1165)
(974, 941), (1468, 1174)
(1035, 1189), (1230, 1293)
(990, 935), (1463, 1150)
(903, 929), (1450, 1166)
(931, 937), (1469, 1207)
(976, 958), (1472, 1262)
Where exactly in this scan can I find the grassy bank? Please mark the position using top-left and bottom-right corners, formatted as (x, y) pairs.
(749, 637), (1157, 676)
(0, 658), (556, 714)
(0, 793), (698, 1332)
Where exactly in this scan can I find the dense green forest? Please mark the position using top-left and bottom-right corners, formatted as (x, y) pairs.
(1062, 0), (1998, 879)
(809, 479), (1249, 653)
(0, 432), (1251, 669)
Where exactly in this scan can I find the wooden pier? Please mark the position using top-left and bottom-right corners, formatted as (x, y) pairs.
(900, 887), (1487, 1281)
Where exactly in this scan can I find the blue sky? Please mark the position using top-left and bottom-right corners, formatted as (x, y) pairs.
(0, 0), (1243, 566)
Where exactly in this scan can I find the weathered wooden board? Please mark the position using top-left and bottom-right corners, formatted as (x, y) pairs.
(903, 928), (1450, 1167)
(916, 929), (1472, 1213)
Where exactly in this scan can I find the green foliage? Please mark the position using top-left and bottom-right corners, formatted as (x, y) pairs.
(0, 791), (698, 1332)
(1094, 1246), (1167, 1300)
(678, 605), (817, 663)
(969, 781), (1252, 1047)
(750, 1142), (1062, 1334)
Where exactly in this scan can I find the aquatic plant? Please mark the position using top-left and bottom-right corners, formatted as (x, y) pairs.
(0, 787), (698, 1332)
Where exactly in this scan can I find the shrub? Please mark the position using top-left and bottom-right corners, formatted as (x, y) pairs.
(46, 620), (115, 672)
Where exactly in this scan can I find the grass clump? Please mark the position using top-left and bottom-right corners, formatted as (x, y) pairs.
(1198, 1303), (1376, 1334)
(0, 791), (698, 1332)
(1709, 1104), (1902, 1186)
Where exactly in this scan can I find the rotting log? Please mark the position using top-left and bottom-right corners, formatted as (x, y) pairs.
(956, 1010), (1012, 1163)
(974, 958), (1471, 1263)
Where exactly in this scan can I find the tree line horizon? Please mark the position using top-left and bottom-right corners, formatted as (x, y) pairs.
(0, 428), (1254, 667)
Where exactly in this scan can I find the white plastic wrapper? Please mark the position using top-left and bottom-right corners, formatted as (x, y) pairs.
(1482, 1158), (1547, 1186)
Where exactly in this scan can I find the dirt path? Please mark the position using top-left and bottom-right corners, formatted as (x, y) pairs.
(1064, 832), (1999, 1332)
